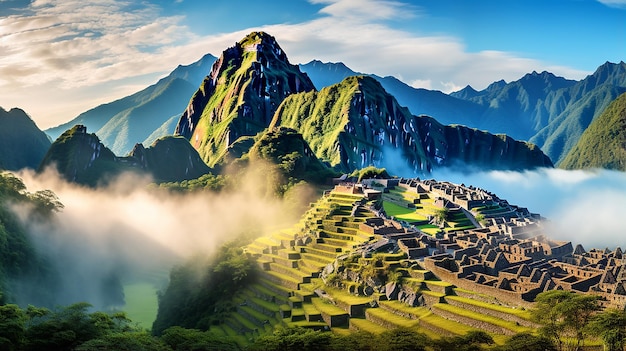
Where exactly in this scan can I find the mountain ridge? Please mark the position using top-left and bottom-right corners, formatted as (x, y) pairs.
(0, 107), (52, 170)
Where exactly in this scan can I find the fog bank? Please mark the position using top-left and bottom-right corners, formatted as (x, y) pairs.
(12, 168), (308, 308)
(432, 167), (626, 250)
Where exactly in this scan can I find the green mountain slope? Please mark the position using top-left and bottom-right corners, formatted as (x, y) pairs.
(452, 61), (626, 165)
(174, 31), (315, 167)
(560, 92), (626, 170)
(300, 60), (484, 128)
(304, 60), (626, 168)
(271, 76), (552, 173)
(0, 107), (51, 170)
(45, 54), (217, 155)
(39, 125), (210, 186)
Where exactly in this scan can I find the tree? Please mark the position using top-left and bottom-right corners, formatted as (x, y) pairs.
(532, 290), (601, 351)
(0, 304), (25, 351)
(160, 326), (238, 351)
(432, 330), (494, 351)
(75, 332), (172, 351)
(378, 327), (430, 351)
(496, 332), (556, 351)
(587, 308), (626, 351)
(432, 207), (449, 227)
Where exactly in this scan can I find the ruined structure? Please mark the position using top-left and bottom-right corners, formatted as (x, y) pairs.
(341, 177), (626, 309)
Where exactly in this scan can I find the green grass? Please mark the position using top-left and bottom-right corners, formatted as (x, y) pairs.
(382, 201), (428, 222)
(445, 295), (532, 320)
(349, 317), (386, 334)
(123, 283), (159, 330)
(433, 303), (530, 334)
(419, 312), (476, 335)
(365, 307), (420, 328)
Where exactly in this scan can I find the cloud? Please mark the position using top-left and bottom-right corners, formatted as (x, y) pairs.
(11, 168), (309, 308)
(0, 0), (593, 128)
(430, 167), (626, 250)
(597, 0), (626, 8)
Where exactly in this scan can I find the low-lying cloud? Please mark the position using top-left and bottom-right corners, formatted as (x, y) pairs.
(432, 167), (626, 250)
(11, 168), (309, 308)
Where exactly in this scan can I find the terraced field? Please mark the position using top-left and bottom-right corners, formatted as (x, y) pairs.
(214, 188), (537, 345)
(382, 184), (476, 234)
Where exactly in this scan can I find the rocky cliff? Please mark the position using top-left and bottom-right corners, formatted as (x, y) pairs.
(174, 31), (315, 166)
(271, 76), (552, 174)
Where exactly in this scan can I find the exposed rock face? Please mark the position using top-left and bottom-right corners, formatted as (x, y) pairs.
(271, 76), (553, 173)
(0, 107), (51, 170)
(39, 125), (210, 186)
(174, 31), (315, 166)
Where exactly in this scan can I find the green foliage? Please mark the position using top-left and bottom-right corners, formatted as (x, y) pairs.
(432, 330), (494, 351)
(494, 332), (556, 351)
(586, 308), (626, 351)
(432, 207), (449, 226)
(561, 92), (626, 170)
(249, 327), (432, 351)
(531, 290), (601, 351)
(0, 302), (248, 351)
(158, 173), (229, 193)
(160, 326), (239, 351)
(350, 166), (390, 183)
(0, 172), (62, 303)
(152, 236), (258, 335)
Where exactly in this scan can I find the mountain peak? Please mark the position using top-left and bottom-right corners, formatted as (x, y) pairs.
(174, 31), (315, 166)
(486, 79), (507, 92)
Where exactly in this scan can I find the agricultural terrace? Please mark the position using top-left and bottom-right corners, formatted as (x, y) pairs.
(381, 183), (476, 235)
(209, 185), (544, 347)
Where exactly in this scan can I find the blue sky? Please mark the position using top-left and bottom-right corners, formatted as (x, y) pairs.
(0, 0), (624, 128)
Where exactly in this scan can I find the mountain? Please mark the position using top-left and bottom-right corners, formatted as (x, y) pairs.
(246, 126), (336, 184)
(45, 54), (217, 155)
(39, 125), (210, 186)
(0, 107), (51, 170)
(300, 60), (483, 128)
(452, 61), (626, 165)
(174, 31), (316, 167)
(529, 62), (626, 164)
(270, 75), (552, 173)
(451, 71), (578, 141)
(304, 60), (626, 168)
(560, 92), (626, 171)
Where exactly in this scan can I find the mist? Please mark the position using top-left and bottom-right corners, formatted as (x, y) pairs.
(11, 168), (309, 309)
(432, 167), (626, 250)
(379, 146), (626, 250)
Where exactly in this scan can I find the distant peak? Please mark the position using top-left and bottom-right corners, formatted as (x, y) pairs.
(486, 79), (507, 91)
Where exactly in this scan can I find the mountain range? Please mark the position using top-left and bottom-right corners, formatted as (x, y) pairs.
(45, 54), (218, 156)
(169, 32), (549, 175)
(302, 60), (626, 166)
(2, 31), (619, 183)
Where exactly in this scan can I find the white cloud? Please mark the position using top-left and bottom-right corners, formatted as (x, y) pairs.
(431, 168), (626, 250)
(597, 0), (626, 8)
(0, 0), (594, 129)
